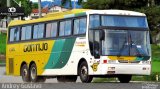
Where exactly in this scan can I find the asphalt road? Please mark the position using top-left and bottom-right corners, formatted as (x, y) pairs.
(0, 66), (160, 89)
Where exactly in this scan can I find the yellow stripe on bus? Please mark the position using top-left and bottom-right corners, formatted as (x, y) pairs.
(108, 56), (136, 61)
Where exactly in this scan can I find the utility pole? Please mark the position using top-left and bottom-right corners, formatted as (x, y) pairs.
(7, 0), (11, 23)
(38, 0), (42, 18)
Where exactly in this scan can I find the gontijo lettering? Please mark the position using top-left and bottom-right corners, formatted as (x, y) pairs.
(23, 43), (48, 52)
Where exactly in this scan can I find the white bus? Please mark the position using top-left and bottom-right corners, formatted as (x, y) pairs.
(6, 9), (151, 83)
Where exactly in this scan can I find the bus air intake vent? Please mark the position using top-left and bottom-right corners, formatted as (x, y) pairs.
(9, 58), (14, 74)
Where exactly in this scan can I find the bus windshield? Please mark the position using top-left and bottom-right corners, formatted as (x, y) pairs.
(101, 30), (150, 56)
(89, 15), (150, 57)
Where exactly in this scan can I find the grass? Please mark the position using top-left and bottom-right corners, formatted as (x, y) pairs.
(151, 44), (160, 73)
(0, 33), (6, 54)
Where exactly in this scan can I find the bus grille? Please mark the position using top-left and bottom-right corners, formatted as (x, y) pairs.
(118, 60), (140, 63)
(9, 58), (14, 74)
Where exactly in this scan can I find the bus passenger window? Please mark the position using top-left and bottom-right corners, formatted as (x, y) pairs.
(89, 15), (100, 28)
(33, 24), (44, 39)
(38, 24), (44, 38)
(21, 27), (26, 40)
(65, 20), (71, 36)
(79, 18), (86, 34)
(33, 25), (38, 39)
(26, 26), (32, 40)
(59, 20), (72, 36)
(9, 27), (20, 42)
(59, 21), (65, 36)
(46, 22), (57, 38)
(74, 17), (86, 35)
(21, 26), (32, 40)
(74, 19), (79, 34)
(51, 22), (57, 37)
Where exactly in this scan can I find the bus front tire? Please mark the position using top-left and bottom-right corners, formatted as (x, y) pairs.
(30, 63), (46, 82)
(79, 61), (93, 83)
(118, 75), (132, 83)
(21, 64), (31, 82)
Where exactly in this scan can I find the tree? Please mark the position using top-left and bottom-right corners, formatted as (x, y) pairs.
(61, 0), (83, 9)
(13, 0), (32, 17)
(61, 0), (72, 9)
(138, 6), (160, 44)
(82, 0), (149, 10)
(32, 2), (38, 9)
(0, 0), (7, 7)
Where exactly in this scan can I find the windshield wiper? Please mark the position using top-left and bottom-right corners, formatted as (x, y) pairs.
(117, 37), (127, 57)
(129, 34), (144, 57)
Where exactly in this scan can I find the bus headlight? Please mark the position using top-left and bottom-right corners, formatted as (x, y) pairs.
(108, 60), (117, 64)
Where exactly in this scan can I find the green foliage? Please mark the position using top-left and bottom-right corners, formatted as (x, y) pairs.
(152, 62), (160, 72)
(82, 0), (148, 10)
(0, 0), (6, 7)
(32, 2), (38, 9)
(151, 44), (160, 62)
(0, 33), (6, 54)
(14, 0), (32, 16)
(137, 6), (160, 36)
(61, 0), (72, 9)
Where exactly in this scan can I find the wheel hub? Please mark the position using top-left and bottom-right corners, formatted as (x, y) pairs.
(31, 67), (36, 79)
(81, 66), (87, 77)
(23, 69), (27, 77)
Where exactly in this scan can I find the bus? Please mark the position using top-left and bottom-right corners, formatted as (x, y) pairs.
(6, 9), (151, 83)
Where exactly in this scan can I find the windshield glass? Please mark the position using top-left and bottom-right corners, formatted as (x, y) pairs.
(89, 15), (148, 28)
(102, 30), (150, 56)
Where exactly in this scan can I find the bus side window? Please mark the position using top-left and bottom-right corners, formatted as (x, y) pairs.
(33, 24), (44, 39)
(79, 18), (86, 34)
(46, 22), (57, 38)
(33, 25), (38, 39)
(38, 24), (44, 38)
(89, 15), (100, 28)
(21, 26), (26, 40)
(65, 20), (71, 36)
(74, 17), (86, 35)
(9, 27), (20, 42)
(59, 21), (65, 36)
(59, 20), (72, 36)
(21, 26), (32, 40)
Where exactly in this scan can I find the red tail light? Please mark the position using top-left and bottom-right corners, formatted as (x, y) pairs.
(103, 60), (107, 63)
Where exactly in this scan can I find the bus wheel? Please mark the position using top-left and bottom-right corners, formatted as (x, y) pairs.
(57, 76), (77, 82)
(79, 61), (93, 83)
(30, 63), (46, 82)
(21, 64), (31, 82)
(118, 75), (132, 83)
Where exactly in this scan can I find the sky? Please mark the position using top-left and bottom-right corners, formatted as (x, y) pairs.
(30, 0), (78, 2)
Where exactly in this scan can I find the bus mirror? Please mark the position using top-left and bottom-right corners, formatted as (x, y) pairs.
(100, 30), (105, 40)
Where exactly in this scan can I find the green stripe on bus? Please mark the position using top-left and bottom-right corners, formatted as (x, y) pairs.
(75, 12), (86, 17)
(136, 56), (150, 61)
(45, 38), (76, 69)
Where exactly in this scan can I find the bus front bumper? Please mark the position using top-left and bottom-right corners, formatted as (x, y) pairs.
(92, 64), (151, 75)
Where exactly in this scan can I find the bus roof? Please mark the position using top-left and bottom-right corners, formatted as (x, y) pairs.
(9, 9), (146, 27)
